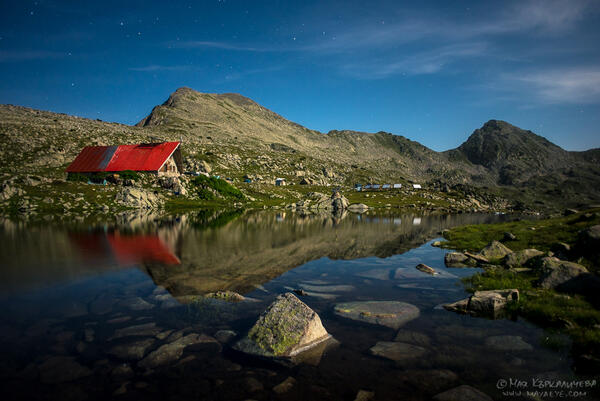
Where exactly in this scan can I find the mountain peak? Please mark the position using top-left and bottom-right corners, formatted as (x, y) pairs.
(454, 120), (567, 184)
(479, 119), (525, 135)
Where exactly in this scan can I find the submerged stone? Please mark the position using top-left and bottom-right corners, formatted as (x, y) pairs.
(89, 294), (118, 315)
(109, 323), (162, 340)
(205, 291), (245, 302)
(214, 330), (237, 344)
(354, 390), (375, 401)
(234, 292), (331, 358)
(432, 385), (493, 401)
(119, 297), (154, 311)
(272, 376), (296, 394)
(370, 341), (427, 361)
(484, 335), (533, 351)
(394, 330), (431, 346)
(138, 333), (218, 369)
(396, 369), (459, 395)
(38, 356), (92, 384)
(334, 301), (420, 330)
(299, 283), (355, 292)
(415, 263), (438, 275)
(107, 338), (156, 361)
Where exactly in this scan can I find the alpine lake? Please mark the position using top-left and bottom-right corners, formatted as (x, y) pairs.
(0, 209), (595, 401)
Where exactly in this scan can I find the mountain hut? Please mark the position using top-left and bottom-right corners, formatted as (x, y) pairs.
(66, 142), (183, 177)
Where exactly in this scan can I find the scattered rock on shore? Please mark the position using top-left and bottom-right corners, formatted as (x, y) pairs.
(444, 289), (519, 317)
(348, 203), (369, 212)
(536, 257), (589, 290)
(503, 249), (543, 268)
(444, 252), (476, 267)
(576, 224), (600, 262)
(478, 240), (513, 260)
(115, 187), (160, 209)
(503, 232), (517, 241)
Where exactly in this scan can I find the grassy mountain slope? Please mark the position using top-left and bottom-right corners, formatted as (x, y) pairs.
(1, 87), (599, 213)
(135, 87), (473, 184)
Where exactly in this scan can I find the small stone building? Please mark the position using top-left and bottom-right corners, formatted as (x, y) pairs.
(66, 141), (183, 177)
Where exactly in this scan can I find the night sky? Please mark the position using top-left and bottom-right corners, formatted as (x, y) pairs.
(1, 0), (599, 151)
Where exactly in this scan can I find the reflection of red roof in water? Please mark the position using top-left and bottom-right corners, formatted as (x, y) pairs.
(107, 233), (181, 265)
(66, 142), (180, 173)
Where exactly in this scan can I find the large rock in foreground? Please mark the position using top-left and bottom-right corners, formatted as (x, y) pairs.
(334, 301), (420, 330)
(234, 293), (331, 358)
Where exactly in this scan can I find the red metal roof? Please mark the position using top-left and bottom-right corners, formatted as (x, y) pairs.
(66, 142), (180, 172)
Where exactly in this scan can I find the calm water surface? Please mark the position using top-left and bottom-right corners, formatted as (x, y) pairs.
(0, 210), (592, 400)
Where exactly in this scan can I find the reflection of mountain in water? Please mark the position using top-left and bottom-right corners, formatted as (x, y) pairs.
(0, 210), (508, 296)
(141, 210), (507, 297)
(0, 212), (182, 293)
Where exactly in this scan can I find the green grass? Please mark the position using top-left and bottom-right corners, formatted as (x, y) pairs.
(345, 189), (452, 209)
(522, 291), (600, 327)
(462, 268), (536, 294)
(442, 209), (600, 253)
(458, 243), (600, 357)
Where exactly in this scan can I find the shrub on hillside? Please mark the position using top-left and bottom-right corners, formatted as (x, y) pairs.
(192, 175), (244, 200)
(118, 170), (140, 181)
(67, 173), (88, 183)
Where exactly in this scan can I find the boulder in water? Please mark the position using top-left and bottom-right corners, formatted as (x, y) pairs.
(234, 293), (332, 358)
